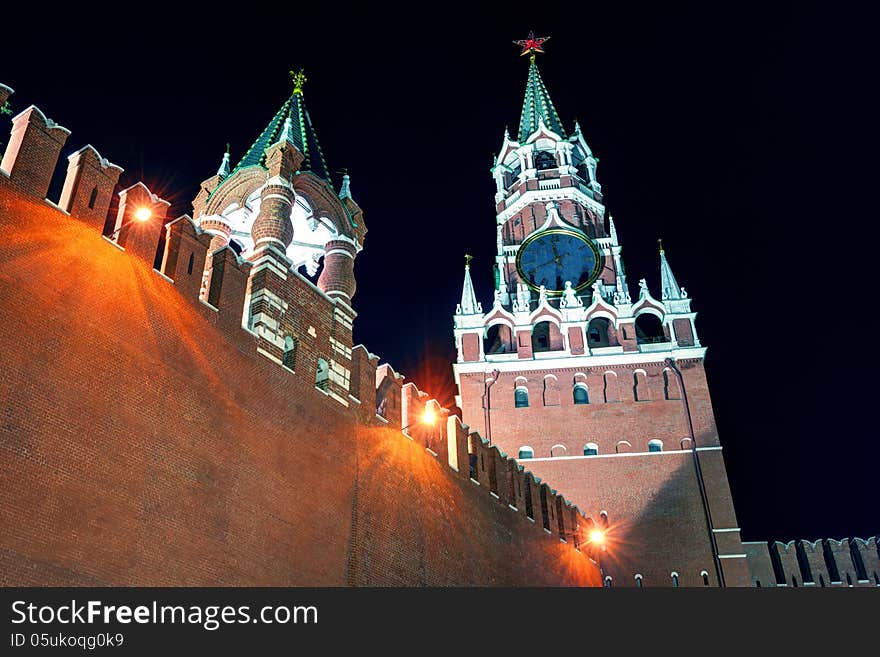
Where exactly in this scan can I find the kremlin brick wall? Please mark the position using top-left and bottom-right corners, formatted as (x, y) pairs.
(0, 88), (600, 587)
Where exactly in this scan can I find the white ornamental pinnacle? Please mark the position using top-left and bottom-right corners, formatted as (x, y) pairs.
(217, 145), (231, 178)
(659, 241), (686, 300)
(608, 215), (619, 245)
(592, 279), (604, 304)
(513, 282), (531, 312)
(560, 280), (583, 308)
(493, 289), (503, 308)
(638, 278), (650, 299)
(338, 173), (352, 200)
(538, 285), (548, 305)
(457, 255), (482, 315)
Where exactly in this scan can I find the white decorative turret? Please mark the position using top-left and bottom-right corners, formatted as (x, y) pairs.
(659, 240), (686, 300)
(216, 144), (231, 178)
(608, 215), (619, 246)
(456, 255), (482, 316)
(338, 173), (352, 200)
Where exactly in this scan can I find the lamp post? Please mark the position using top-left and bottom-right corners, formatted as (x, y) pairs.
(664, 357), (725, 588)
(108, 207), (152, 239)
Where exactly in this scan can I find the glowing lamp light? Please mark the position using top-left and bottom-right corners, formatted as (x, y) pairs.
(589, 529), (605, 545)
(421, 406), (437, 426)
(134, 207), (152, 222)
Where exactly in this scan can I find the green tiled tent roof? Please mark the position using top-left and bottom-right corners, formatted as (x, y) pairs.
(235, 90), (329, 180)
(518, 59), (565, 142)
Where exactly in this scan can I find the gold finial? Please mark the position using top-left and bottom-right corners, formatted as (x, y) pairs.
(225, 142), (230, 154)
(464, 254), (473, 267)
(657, 238), (664, 253)
(290, 69), (307, 95)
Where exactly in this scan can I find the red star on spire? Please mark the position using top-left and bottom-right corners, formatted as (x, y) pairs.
(514, 31), (550, 57)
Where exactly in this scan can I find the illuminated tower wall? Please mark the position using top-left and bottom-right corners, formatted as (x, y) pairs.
(452, 53), (750, 587)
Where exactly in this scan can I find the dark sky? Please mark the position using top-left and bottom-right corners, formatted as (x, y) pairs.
(4, 2), (877, 541)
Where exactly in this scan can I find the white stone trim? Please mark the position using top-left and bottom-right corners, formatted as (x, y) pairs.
(454, 346), (706, 376)
(523, 446), (721, 463)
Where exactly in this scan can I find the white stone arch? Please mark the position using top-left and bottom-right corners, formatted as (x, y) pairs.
(648, 439), (664, 452)
(550, 443), (567, 457)
(517, 445), (535, 460)
(633, 305), (665, 322)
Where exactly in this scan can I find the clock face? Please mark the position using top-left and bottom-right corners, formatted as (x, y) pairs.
(515, 227), (602, 294)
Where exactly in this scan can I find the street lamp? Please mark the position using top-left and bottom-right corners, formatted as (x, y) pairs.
(402, 406), (437, 433)
(108, 207), (152, 239)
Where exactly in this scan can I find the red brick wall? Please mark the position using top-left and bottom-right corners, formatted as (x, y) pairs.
(0, 183), (599, 586)
(457, 359), (749, 586)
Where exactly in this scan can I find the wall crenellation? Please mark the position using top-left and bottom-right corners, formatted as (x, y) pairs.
(0, 81), (602, 579)
(743, 537), (879, 588)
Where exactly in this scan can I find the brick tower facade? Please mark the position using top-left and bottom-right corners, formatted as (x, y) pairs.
(452, 50), (751, 586)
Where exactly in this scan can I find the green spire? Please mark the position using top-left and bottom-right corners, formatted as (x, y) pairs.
(234, 71), (329, 180)
(518, 57), (565, 142)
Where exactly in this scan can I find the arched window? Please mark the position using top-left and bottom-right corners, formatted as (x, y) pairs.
(316, 358), (330, 391)
(635, 313), (666, 344)
(484, 324), (512, 355)
(663, 368), (681, 400)
(873, 572), (879, 585)
(846, 573), (853, 586)
(635, 574), (643, 588)
(518, 447), (534, 460)
(573, 384), (589, 405)
(282, 336), (296, 370)
(550, 444), (567, 457)
(671, 572), (679, 588)
(648, 439), (664, 453)
(701, 571), (710, 586)
(532, 321), (551, 353)
(587, 317), (611, 348)
(87, 186), (98, 209)
(583, 443), (599, 456)
(599, 511), (609, 529)
(604, 576), (613, 588)
(603, 371), (619, 403)
(755, 580), (762, 588)
(791, 575), (798, 587)
(543, 375), (560, 406)
(229, 239), (244, 255)
(534, 150), (556, 170)
(819, 575), (825, 587)
(187, 252), (194, 275)
(515, 387), (529, 408)
(633, 370), (650, 401)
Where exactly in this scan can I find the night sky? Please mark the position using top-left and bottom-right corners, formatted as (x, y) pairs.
(4, 2), (876, 541)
